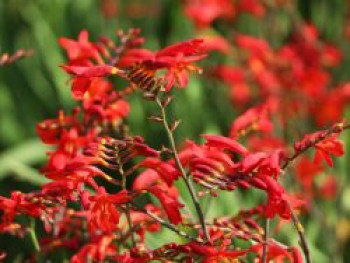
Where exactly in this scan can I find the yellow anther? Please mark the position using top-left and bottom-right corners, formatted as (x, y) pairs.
(111, 67), (121, 75)
(98, 143), (106, 151)
(251, 122), (259, 130)
(336, 122), (344, 129)
(258, 228), (264, 236)
(99, 158), (109, 166)
(58, 110), (65, 125)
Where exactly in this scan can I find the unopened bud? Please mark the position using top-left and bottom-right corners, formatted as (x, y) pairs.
(170, 119), (182, 132)
(160, 145), (173, 155)
(143, 92), (156, 101)
(161, 96), (173, 108)
(236, 180), (251, 189)
(147, 116), (163, 122)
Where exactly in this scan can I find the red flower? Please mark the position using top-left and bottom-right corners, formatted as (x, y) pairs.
(212, 65), (251, 105)
(179, 242), (248, 262)
(133, 169), (161, 190)
(295, 157), (323, 192)
(236, 35), (271, 58)
(136, 158), (180, 186)
(41, 150), (114, 190)
(178, 139), (237, 179)
(122, 39), (206, 91)
(250, 242), (302, 262)
(80, 77), (112, 101)
(312, 88), (346, 126)
(103, 99), (130, 123)
(239, 152), (267, 173)
(61, 65), (121, 100)
(184, 0), (236, 28)
(71, 234), (117, 263)
(299, 68), (329, 97)
(314, 135), (344, 167)
(237, 149), (284, 179)
(59, 30), (103, 64)
(202, 35), (231, 54)
(0, 192), (42, 230)
(321, 44), (342, 67)
(88, 188), (130, 233)
(202, 134), (248, 156)
(148, 184), (183, 225)
(130, 204), (161, 242)
(55, 128), (92, 155)
(62, 65), (120, 78)
(247, 135), (285, 152)
(294, 130), (344, 167)
(153, 39), (207, 90)
(237, 0), (265, 17)
(133, 168), (183, 224)
(318, 175), (338, 199)
(264, 177), (304, 220)
(127, 136), (160, 158)
(230, 103), (272, 138)
(71, 77), (95, 100)
(258, 149), (285, 178)
(117, 48), (154, 67)
(77, 77), (130, 124)
(41, 180), (83, 201)
(36, 110), (80, 144)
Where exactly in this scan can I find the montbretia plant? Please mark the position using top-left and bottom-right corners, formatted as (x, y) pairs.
(0, 27), (348, 263)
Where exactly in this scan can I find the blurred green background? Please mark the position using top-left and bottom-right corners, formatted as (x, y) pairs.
(1, 0), (350, 262)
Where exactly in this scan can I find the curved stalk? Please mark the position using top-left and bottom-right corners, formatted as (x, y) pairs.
(155, 97), (210, 242)
(119, 164), (136, 247)
(262, 218), (269, 263)
(29, 219), (40, 252)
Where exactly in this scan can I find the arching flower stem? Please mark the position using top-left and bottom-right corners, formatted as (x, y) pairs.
(118, 160), (136, 247)
(155, 96), (210, 242)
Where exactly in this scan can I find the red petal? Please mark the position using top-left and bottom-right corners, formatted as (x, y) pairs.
(62, 65), (116, 77)
(156, 39), (205, 58)
(202, 134), (249, 156)
(240, 152), (267, 173)
(71, 77), (92, 99)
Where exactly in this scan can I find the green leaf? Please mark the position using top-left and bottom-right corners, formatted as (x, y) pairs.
(0, 139), (48, 184)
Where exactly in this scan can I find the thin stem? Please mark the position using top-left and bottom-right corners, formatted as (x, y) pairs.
(119, 165), (136, 247)
(288, 203), (312, 263)
(29, 218), (40, 252)
(182, 175), (209, 241)
(262, 218), (269, 263)
(155, 97), (210, 242)
(130, 202), (203, 243)
(125, 204), (135, 246)
(280, 123), (350, 261)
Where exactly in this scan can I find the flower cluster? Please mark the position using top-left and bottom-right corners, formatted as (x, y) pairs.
(1, 2), (349, 262)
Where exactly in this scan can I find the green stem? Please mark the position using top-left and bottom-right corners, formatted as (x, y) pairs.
(119, 165), (136, 247)
(131, 202), (202, 243)
(262, 218), (269, 263)
(29, 219), (40, 252)
(156, 97), (210, 242)
(288, 203), (312, 263)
